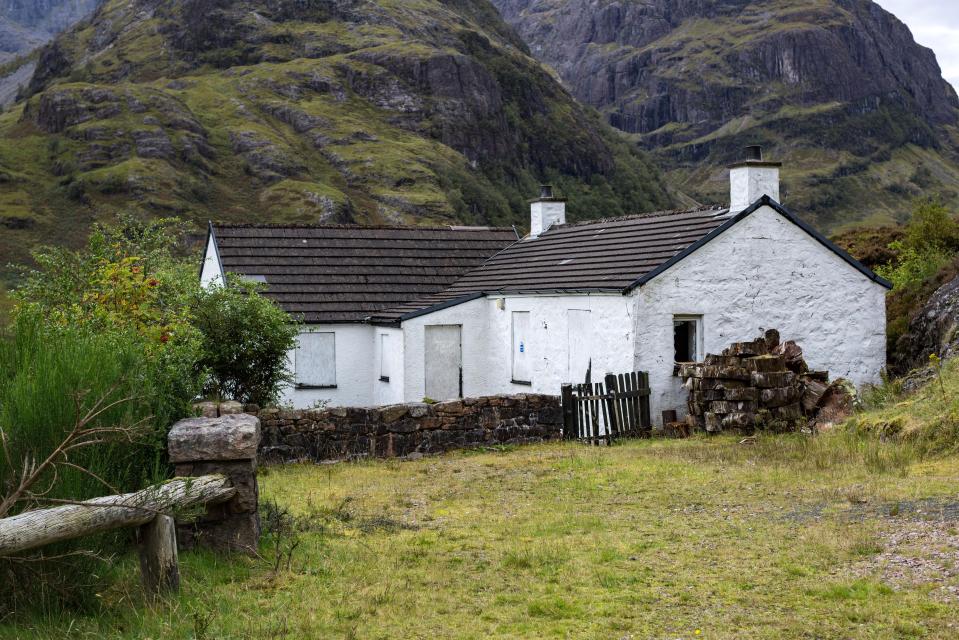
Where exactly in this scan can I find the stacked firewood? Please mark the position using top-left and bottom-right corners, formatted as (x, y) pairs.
(679, 330), (837, 433)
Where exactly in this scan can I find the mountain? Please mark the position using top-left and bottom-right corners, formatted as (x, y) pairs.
(490, 0), (959, 230)
(0, 0), (101, 60)
(0, 0), (671, 286)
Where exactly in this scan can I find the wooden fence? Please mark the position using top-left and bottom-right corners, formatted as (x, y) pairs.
(561, 371), (652, 444)
(0, 475), (236, 596)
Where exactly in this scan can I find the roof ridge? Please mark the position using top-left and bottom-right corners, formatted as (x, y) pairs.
(555, 205), (728, 229)
(212, 222), (516, 232)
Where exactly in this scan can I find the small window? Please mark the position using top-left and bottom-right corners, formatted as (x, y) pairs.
(296, 331), (336, 388)
(674, 316), (702, 363)
(380, 334), (390, 382)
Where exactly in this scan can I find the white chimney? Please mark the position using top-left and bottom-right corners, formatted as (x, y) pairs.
(530, 185), (566, 238)
(729, 146), (781, 212)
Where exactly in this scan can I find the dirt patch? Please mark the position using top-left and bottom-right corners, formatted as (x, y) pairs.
(849, 519), (959, 602)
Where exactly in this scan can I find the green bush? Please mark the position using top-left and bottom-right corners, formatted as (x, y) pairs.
(876, 198), (959, 290)
(0, 311), (167, 614)
(193, 281), (298, 405)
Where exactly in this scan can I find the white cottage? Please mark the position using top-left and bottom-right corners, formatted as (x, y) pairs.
(201, 148), (890, 424)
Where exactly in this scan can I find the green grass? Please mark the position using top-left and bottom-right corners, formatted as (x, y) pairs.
(3, 431), (958, 638)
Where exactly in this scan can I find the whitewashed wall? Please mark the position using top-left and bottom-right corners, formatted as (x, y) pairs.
(281, 324), (376, 408)
(200, 233), (224, 287)
(400, 294), (634, 402)
(373, 326), (405, 406)
(632, 205), (887, 425)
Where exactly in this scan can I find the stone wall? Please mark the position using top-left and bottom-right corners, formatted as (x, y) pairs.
(252, 394), (562, 463)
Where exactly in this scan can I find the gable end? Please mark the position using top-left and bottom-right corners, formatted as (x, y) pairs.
(625, 196), (893, 291)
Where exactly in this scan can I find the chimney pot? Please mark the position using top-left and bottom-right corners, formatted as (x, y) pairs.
(745, 145), (763, 162)
(540, 184), (554, 199)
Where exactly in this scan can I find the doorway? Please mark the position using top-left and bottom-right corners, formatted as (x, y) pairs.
(424, 325), (462, 401)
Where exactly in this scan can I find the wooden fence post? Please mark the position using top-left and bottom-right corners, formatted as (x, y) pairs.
(604, 373), (620, 439)
(138, 514), (180, 596)
(561, 384), (574, 440)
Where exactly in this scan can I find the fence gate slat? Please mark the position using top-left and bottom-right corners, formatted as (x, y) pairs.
(561, 384), (574, 440)
(603, 373), (619, 440)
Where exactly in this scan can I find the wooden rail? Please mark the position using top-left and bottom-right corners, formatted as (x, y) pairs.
(0, 475), (236, 596)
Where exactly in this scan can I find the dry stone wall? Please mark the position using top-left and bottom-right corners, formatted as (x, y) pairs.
(245, 394), (562, 463)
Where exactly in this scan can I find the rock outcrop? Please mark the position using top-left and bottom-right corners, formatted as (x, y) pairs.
(491, 0), (959, 229)
(0, 0), (671, 276)
(898, 275), (959, 373)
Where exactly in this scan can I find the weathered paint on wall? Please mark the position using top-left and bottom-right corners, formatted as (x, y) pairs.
(632, 204), (887, 425)
(200, 233), (224, 288)
(373, 326), (404, 406)
(400, 294), (634, 402)
(281, 324), (375, 407)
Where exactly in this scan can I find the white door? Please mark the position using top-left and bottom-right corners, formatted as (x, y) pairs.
(511, 311), (530, 383)
(425, 325), (462, 401)
(567, 309), (592, 383)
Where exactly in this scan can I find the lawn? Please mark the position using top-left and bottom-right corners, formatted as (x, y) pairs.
(3, 435), (958, 639)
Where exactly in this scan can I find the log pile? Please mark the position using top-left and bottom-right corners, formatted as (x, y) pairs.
(679, 330), (849, 433)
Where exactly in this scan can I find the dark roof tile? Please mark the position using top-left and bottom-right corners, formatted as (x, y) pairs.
(212, 223), (517, 323)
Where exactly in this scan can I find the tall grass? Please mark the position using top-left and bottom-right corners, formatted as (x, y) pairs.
(0, 312), (170, 616)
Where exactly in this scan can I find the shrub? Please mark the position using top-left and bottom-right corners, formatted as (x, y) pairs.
(193, 281), (297, 405)
(876, 198), (959, 290)
(0, 311), (166, 614)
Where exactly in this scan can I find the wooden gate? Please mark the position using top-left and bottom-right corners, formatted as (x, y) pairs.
(561, 371), (652, 444)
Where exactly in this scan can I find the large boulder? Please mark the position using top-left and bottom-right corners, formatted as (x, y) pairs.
(895, 274), (959, 387)
(168, 414), (261, 463)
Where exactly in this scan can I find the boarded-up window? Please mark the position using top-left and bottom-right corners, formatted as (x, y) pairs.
(296, 332), (336, 387)
(380, 334), (391, 382)
(567, 309), (592, 383)
(512, 311), (530, 383)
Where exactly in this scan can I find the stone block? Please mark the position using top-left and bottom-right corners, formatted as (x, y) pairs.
(724, 387), (759, 402)
(759, 386), (800, 408)
(723, 340), (768, 357)
(704, 412), (722, 433)
(750, 371), (796, 388)
(747, 355), (786, 373)
(378, 404), (408, 423)
(721, 412), (755, 429)
(218, 401), (244, 415)
(194, 401), (218, 418)
(408, 403), (430, 418)
(708, 400), (757, 414)
(434, 400), (465, 415)
(169, 414), (261, 463)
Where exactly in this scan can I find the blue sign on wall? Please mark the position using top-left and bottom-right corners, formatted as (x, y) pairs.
(520, 342), (525, 353)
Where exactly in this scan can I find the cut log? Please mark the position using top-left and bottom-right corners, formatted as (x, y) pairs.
(800, 378), (829, 413)
(0, 475), (236, 557)
(139, 514), (180, 596)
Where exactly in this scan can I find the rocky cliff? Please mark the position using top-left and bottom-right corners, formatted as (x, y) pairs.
(0, 0), (671, 284)
(0, 0), (100, 59)
(492, 0), (959, 230)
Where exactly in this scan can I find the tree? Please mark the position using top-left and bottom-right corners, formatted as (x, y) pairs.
(193, 281), (298, 406)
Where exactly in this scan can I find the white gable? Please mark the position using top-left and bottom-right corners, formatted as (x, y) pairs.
(200, 231), (224, 288)
(632, 204), (887, 423)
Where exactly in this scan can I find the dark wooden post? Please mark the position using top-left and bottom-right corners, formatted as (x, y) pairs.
(138, 514), (180, 597)
(561, 384), (574, 440)
(604, 373), (620, 440)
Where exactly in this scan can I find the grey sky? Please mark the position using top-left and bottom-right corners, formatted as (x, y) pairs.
(876, 0), (959, 90)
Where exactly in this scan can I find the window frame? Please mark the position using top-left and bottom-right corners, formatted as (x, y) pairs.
(379, 333), (391, 383)
(673, 315), (704, 365)
(295, 330), (337, 389)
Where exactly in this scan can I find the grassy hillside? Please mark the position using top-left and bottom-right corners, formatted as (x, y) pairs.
(0, 0), (671, 290)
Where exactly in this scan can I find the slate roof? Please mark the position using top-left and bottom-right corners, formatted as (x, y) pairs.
(368, 206), (730, 322)
(208, 223), (518, 323)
